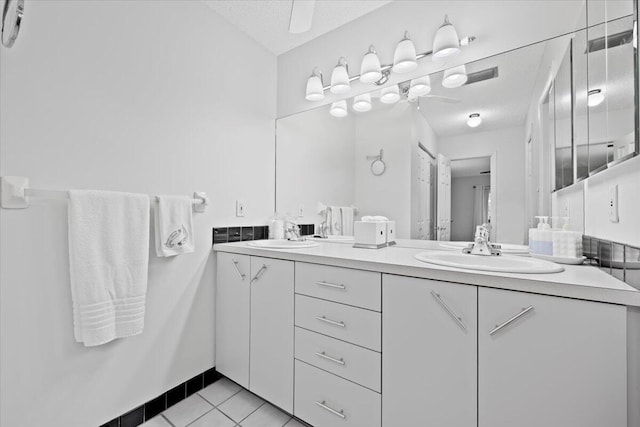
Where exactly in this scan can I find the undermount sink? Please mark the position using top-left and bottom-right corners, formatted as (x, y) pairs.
(438, 241), (530, 255)
(247, 239), (320, 249)
(415, 251), (564, 274)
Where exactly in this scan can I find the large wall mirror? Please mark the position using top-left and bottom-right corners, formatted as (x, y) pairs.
(276, 1), (638, 245)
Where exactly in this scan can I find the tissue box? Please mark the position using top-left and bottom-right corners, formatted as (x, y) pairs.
(354, 221), (387, 249)
(386, 220), (396, 246)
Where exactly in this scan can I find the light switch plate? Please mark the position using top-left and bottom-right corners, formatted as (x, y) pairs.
(608, 185), (619, 223)
(236, 200), (246, 217)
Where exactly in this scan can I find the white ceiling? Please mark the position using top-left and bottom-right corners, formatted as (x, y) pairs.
(203, 0), (393, 56)
(451, 156), (491, 178)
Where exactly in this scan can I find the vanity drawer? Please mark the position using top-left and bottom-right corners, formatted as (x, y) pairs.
(295, 263), (381, 311)
(294, 360), (381, 427)
(295, 327), (381, 392)
(295, 295), (381, 352)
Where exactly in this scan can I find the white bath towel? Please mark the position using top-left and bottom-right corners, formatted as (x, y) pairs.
(326, 206), (342, 235)
(68, 190), (150, 347)
(340, 207), (355, 236)
(154, 195), (194, 257)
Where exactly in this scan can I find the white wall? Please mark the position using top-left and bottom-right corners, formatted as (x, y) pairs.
(276, 106), (355, 225)
(0, 2), (276, 426)
(439, 126), (527, 244)
(552, 181), (585, 232)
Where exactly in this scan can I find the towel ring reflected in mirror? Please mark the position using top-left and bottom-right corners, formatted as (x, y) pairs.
(2, 0), (24, 48)
(367, 149), (386, 176)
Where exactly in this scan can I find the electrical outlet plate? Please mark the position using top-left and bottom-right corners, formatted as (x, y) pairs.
(236, 200), (246, 217)
(609, 185), (619, 223)
(298, 205), (304, 217)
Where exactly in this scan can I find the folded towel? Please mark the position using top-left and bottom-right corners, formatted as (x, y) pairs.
(341, 207), (354, 236)
(327, 206), (342, 235)
(154, 195), (194, 257)
(68, 190), (150, 347)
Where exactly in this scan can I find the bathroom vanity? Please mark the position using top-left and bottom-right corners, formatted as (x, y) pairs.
(213, 241), (639, 427)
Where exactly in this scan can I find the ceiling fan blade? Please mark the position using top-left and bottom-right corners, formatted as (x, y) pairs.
(423, 94), (461, 103)
(289, 0), (316, 34)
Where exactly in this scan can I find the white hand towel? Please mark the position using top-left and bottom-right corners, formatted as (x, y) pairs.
(68, 190), (150, 347)
(327, 206), (342, 235)
(154, 195), (195, 257)
(340, 207), (354, 236)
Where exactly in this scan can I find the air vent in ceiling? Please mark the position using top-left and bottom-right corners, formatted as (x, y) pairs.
(586, 29), (634, 53)
(464, 66), (499, 86)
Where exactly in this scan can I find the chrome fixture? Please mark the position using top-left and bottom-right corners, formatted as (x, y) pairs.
(489, 306), (535, 335)
(463, 224), (502, 256)
(1, 0), (24, 48)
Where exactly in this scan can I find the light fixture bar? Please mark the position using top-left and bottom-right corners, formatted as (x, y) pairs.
(319, 36), (476, 91)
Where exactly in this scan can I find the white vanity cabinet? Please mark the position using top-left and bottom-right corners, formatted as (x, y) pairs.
(215, 253), (294, 412)
(382, 275), (478, 427)
(478, 287), (627, 427)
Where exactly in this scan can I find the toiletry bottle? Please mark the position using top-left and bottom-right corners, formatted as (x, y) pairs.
(529, 216), (545, 254)
(539, 217), (553, 255)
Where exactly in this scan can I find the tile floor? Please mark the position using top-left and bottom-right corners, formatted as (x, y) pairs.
(140, 378), (308, 427)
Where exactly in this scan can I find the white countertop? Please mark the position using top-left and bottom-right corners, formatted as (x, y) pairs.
(213, 240), (640, 307)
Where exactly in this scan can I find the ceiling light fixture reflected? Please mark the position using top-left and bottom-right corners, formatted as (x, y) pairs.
(360, 45), (382, 84)
(329, 100), (348, 117)
(330, 57), (351, 94)
(353, 93), (372, 112)
(588, 89), (605, 107)
(409, 75), (432, 97)
(392, 31), (418, 74)
(305, 67), (324, 101)
(380, 85), (401, 104)
(433, 15), (461, 60)
(442, 64), (468, 88)
(467, 113), (482, 127)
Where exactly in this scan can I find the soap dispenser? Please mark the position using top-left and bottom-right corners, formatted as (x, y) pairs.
(529, 216), (544, 254)
(539, 216), (553, 255)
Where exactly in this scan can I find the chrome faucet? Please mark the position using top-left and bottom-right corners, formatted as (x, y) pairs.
(463, 224), (501, 256)
(285, 220), (303, 241)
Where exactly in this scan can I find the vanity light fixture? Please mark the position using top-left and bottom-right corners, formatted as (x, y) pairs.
(303, 17), (476, 101)
(392, 31), (418, 74)
(467, 113), (482, 127)
(433, 15), (461, 60)
(380, 85), (401, 104)
(329, 100), (348, 117)
(305, 67), (325, 101)
(330, 57), (351, 94)
(409, 75), (432, 97)
(360, 46), (383, 84)
(442, 64), (468, 88)
(587, 89), (605, 107)
(353, 93), (372, 112)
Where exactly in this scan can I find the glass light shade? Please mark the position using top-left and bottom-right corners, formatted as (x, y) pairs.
(353, 93), (372, 112)
(305, 72), (324, 101)
(380, 85), (401, 104)
(392, 32), (418, 74)
(360, 46), (382, 84)
(467, 113), (482, 128)
(588, 89), (605, 107)
(433, 15), (461, 60)
(329, 100), (348, 117)
(330, 58), (351, 94)
(409, 75), (432, 97)
(442, 64), (468, 88)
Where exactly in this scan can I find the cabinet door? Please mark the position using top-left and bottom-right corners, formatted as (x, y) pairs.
(382, 275), (477, 427)
(479, 287), (627, 427)
(250, 257), (294, 413)
(215, 253), (250, 388)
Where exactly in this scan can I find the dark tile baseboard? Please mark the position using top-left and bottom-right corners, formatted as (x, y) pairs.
(583, 236), (640, 290)
(100, 367), (221, 427)
(213, 224), (315, 245)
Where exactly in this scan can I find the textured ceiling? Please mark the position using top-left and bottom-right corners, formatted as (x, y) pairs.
(203, 0), (393, 55)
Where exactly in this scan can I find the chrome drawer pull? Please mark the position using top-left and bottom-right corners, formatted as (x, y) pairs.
(315, 280), (346, 290)
(315, 315), (346, 328)
(430, 290), (466, 331)
(232, 260), (246, 281)
(250, 264), (268, 283)
(489, 305), (535, 336)
(315, 400), (346, 419)
(315, 351), (346, 365)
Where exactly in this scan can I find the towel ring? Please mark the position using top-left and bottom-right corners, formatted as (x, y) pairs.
(367, 149), (386, 176)
(2, 0), (24, 48)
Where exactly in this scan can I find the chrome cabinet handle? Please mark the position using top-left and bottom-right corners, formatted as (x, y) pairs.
(251, 264), (268, 283)
(315, 280), (346, 290)
(231, 260), (246, 281)
(315, 351), (345, 366)
(315, 315), (346, 328)
(489, 305), (535, 336)
(430, 290), (466, 331)
(315, 401), (346, 419)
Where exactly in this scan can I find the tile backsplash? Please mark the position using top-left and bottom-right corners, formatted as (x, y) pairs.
(583, 236), (640, 290)
(213, 224), (315, 245)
